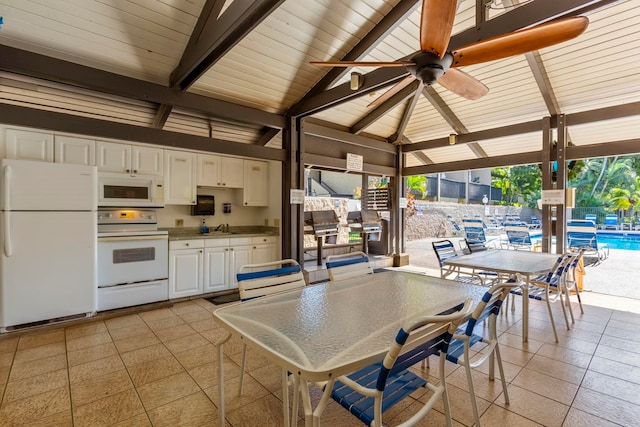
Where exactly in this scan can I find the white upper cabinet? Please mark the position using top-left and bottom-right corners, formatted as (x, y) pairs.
(54, 135), (95, 166)
(197, 154), (244, 188)
(240, 160), (269, 206)
(164, 150), (197, 205)
(6, 129), (54, 162)
(97, 141), (163, 176)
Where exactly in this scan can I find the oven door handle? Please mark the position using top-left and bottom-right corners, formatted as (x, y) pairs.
(98, 235), (168, 242)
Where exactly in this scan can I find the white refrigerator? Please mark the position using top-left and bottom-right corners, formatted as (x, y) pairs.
(0, 159), (97, 331)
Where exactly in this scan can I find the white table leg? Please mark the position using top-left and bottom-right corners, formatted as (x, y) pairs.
(214, 332), (232, 426)
(523, 274), (529, 342)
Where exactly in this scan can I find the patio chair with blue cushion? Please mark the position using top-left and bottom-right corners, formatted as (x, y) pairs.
(236, 259), (307, 422)
(432, 240), (497, 285)
(325, 251), (373, 282)
(463, 219), (498, 250)
(446, 280), (519, 427)
(585, 213), (598, 226)
(566, 220), (609, 264)
(604, 213), (619, 230)
(560, 248), (587, 324)
(329, 299), (474, 427)
(447, 215), (462, 235)
(510, 253), (573, 342)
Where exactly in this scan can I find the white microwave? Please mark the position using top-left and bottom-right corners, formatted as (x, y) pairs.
(98, 172), (164, 207)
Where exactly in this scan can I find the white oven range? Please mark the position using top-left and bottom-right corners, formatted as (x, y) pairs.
(97, 209), (168, 311)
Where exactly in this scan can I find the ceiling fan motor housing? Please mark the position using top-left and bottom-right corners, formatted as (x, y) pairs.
(408, 52), (454, 85)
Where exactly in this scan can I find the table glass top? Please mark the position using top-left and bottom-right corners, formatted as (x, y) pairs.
(213, 271), (486, 380)
(444, 249), (560, 274)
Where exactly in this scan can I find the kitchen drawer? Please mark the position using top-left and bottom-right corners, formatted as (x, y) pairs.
(229, 237), (252, 246)
(251, 236), (277, 245)
(170, 239), (204, 250)
(204, 238), (230, 248)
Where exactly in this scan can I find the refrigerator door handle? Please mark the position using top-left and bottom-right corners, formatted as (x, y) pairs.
(3, 165), (12, 257)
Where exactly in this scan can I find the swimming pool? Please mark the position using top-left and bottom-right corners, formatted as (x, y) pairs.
(597, 232), (640, 250)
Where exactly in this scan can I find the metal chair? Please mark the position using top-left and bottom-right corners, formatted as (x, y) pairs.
(561, 248), (587, 323)
(432, 240), (497, 285)
(329, 299), (474, 427)
(325, 251), (373, 282)
(510, 253), (573, 342)
(236, 259), (306, 426)
(446, 281), (519, 427)
(505, 222), (542, 251)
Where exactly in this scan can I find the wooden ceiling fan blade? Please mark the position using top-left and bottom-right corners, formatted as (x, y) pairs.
(451, 16), (589, 67)
(420, 0), (457, 58)
(438, 68), (488, 100)
(310, 61), (413, 67)
(368, 76), (416, 108)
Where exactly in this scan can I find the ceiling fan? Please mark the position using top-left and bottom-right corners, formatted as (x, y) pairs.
(310, 0), (588, 106)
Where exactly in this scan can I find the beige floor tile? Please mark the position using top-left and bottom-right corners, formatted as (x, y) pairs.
(163, 332), (209, 354)
(572, 387), (640, 426)
(581, 370), (640, 405)
(496, 343), (535, 367)
(498, 331), (545, 353)
(548, 334), (599, 355)
(13, 342), (66, 364)
(66, 331), (113, 352)
(429, 382), (491, 426)
(153, 323), (197, 343)
(0, 386), (71, 426)
(69, 354), (125, 384)
(189, 317), (220, 332)
(178, 308), (213, 324)
(525, 354), (586, 385)
(25, 409), (73, 427)
(147, 391), (217, 427)
(187, 358), (241, 390)
(113, 331), (161, 353)
(225, 393), (288, 427)
(120, 343), (172, 368)
(472, 355), (523, 383)
(65, 321), (108, 341)
(136, 371), (201, 411)
(171, 301), (203, 316)
(562, 407), (621, 427)
(138, 307), (176, 322)
(247, 363), (287, 394)
(599, 333), (640, 354)
(480, 403), (542, 426)
(588, 355), (640, 384)
(536, 343), (593, 368)
(596, 343), (640, 368)
(0, 337), (19, 354)
(4, 368), (68, 403)
(204, 372), (272, 412)
(73, 389), (145, 427)
(70, 369), (133, 407)
(229, 347), (274, 373)
(0, 352), (13, 369)
(17, 329), (65, 350)
(126, 354), (185, 387)
(67, 342), (118, 367)
(494, 384), (569, 427)
(9, 353), (67, 382)
(445, 364), (507, 403)
(173, 342), (217, 370)
(111, 413), (152, 427)
(104, 314), (145, 331)
(144, 315), (186, 332)
(107, 322), (152, 341)
(511, 367), (579, 406)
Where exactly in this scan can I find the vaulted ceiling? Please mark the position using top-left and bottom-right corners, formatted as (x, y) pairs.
(1, 0), (639, 176)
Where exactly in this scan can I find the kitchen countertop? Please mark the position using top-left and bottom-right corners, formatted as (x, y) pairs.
(162, 226), (279, 241)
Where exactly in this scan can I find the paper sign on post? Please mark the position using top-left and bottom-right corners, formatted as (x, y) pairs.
(290, 189), (305, 204)
(346, 153), (363, 172)
(541, 189), (565, 205)
(399, 197), (408, 209)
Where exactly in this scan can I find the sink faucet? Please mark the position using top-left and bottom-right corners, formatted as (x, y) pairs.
(214, 224), (230, 232)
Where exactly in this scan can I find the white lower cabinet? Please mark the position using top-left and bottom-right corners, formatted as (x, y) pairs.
(204, 237), (252, 293)
(251, 236), (278, 265)
(169, 240), (204, 299)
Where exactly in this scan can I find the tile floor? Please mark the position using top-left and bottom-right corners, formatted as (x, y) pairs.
(0, 275), (639, 426)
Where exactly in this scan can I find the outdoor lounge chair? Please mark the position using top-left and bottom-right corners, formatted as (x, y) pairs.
(462, 218), (498, 250)
(566, 220), (609, 264)
(505, 222), (542, 251)
(604, 213), (619, 230)
(432, 240), (497, 285)
(585, 213), (598, 226)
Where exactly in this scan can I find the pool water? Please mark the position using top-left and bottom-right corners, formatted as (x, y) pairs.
(597, 233), (640, 250)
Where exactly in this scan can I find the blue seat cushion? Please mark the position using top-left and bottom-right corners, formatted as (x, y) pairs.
(330, 363), (427, 426)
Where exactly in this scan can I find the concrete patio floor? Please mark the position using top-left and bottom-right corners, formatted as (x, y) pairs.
(404, 237), (640, 301)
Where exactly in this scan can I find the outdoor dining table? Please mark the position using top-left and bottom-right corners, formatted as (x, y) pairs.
(442, 248), (559, 342)
(212, 270), (487, 427)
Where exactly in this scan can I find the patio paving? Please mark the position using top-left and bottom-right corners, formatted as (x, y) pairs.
(404, 237), (640, 301)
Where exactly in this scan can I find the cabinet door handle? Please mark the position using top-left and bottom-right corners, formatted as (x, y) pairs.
(133, 169), (138, 174)
(185, 243), (189, 247)
(230, 248), (234, 251)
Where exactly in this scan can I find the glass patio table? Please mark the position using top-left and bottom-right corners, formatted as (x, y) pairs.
(442, 248), (559, 342)
(212, 270), (487, 426)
